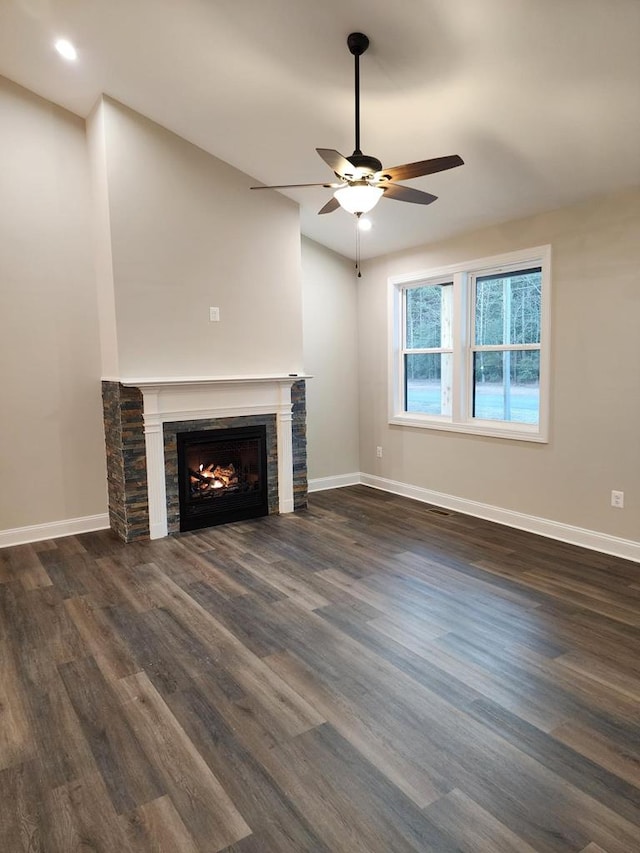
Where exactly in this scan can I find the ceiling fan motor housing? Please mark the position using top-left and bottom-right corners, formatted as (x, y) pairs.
(346, 153), (383, 177)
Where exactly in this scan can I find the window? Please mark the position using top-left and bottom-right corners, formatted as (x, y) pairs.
(390, 246), (551, 441)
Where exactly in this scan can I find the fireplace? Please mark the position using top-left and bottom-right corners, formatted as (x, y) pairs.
(101, 375), (308, 542)
(177, 425), (268, 531)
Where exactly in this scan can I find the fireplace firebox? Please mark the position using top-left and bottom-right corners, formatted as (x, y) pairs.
(177, 425), (268, 531)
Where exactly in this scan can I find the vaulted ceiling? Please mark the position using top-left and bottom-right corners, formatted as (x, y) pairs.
(1, 0), (639, 259)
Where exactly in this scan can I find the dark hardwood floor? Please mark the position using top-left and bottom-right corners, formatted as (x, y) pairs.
(1, 485), (640, 852)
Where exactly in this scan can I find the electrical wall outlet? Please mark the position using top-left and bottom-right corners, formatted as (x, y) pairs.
(611, 490), (624, 509)
(209, 307), (220, 322)
(376, 446), (383, 458)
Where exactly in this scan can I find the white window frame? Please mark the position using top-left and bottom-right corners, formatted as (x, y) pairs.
(388, 245), (551, 442)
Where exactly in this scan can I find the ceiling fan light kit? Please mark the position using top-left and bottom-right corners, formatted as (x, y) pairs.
(251, 31), (463, 218)
(334, 183), (384, 214)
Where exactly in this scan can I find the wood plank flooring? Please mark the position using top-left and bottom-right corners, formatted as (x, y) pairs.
(1, 485), (640, 851)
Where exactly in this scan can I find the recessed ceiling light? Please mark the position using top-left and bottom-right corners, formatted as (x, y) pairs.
(357, 217), (372, 232)
(55, 39), (78, 61)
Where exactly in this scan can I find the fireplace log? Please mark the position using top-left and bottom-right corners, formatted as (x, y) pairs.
(189, 468), (209, 483)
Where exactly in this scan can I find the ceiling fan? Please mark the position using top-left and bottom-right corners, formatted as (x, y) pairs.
(251, 32), (463, 217)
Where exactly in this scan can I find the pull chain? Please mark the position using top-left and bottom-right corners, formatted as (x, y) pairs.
(355, 215), (362, 277)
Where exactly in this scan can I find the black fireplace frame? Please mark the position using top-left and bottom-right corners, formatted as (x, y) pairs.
(176, 424), (269, 532)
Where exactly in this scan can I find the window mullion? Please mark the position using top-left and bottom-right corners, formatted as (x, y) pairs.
(467, 272), (477, 423)
(451, 271), (465, 423)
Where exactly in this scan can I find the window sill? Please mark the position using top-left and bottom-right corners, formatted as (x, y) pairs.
(389, 413), (548, 443)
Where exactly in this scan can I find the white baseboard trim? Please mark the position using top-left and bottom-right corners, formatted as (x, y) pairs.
(354, 473), (640, 564)
(0, 513), (110, 549)
(3, 477), (637, 564)
(308, 473), (362, 493)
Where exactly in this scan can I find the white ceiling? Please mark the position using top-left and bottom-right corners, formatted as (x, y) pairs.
(1, 0), (639, 260)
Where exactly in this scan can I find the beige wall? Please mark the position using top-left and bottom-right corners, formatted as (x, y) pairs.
(0, 77), (107, 530)
(358, 188), (640, 541)
(97, 97), (304, 378)
(301, 237), (359, 481)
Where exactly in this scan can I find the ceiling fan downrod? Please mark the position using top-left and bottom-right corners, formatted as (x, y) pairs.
(347, 32), (369, 156)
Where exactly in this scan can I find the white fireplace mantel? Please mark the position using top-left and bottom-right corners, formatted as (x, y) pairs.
(112, 374), (310, 540)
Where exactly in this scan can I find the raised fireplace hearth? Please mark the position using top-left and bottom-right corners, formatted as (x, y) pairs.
(102, 375), (308, 542)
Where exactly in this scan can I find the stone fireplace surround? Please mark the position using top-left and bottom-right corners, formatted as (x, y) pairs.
(102, 376), (308, 542)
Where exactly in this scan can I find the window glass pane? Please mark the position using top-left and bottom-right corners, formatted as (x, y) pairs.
(405, 353), (452, 415)
(475, 268), (541, 346)
(405, 283), (453, 349)
(474, 278), (504, 346)
(472, 350), (540, 424)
